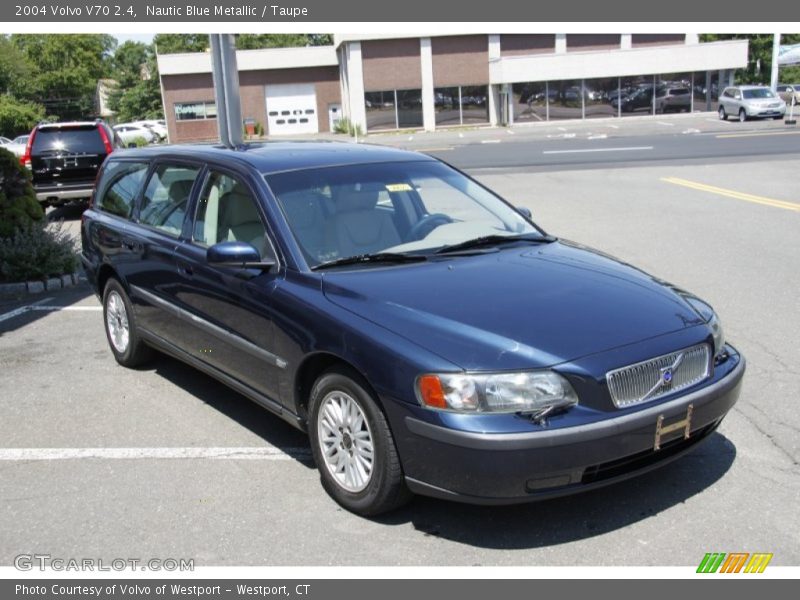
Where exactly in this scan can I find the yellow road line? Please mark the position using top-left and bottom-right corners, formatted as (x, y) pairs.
(715, 130), (800, 139)
(661, 177), (800, 212)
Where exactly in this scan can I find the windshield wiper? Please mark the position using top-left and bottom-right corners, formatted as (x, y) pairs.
(434, 233), (556, 255)
(311, 252), (427, 271)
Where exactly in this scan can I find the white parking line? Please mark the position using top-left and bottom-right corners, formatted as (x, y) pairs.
(543, 146), (653, 155)
(0, 301), (101, 323)
(0, 447), (312, 461)
(0, 297), (53, 323)
(31, 305), (102, 312)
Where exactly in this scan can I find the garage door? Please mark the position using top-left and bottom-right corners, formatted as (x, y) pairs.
(265, 83), (319, 135)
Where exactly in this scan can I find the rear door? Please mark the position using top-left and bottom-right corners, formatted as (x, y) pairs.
(31, 125), (106, 187)
(124, 161), (203, 346)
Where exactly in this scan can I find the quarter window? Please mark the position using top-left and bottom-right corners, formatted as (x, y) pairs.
(193, 172), (270, 259)
(139, 164), (201, 237)
(96, 161), (148, 219)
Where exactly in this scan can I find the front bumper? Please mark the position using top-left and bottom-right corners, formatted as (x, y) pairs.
(395, 349), (744, 504)
(748, 107), (786, 118)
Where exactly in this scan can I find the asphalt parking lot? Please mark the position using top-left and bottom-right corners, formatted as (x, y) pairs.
(1, 149), (798, 566)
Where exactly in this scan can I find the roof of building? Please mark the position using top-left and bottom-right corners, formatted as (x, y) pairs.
(114, 141), (435, 174)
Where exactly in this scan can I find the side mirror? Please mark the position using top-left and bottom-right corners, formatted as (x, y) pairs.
(207, 241), (275, 270)
(516, 206), (532, 219)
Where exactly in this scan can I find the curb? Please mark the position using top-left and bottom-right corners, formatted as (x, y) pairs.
(0, 271), (85, 299)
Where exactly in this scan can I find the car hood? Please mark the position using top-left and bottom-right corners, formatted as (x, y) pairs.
(321, 240), (707, 371)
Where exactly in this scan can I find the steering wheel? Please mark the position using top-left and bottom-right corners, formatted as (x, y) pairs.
(407, 213), (454, 241)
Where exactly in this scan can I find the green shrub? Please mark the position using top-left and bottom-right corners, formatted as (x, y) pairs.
(333, 117), (364, 137)
(129, 136), (149, 148)
(254, 121), (264, 136)
(0, 95), (45, 137)
(0, 220), (78, 283)
(0, 147), (43, 239)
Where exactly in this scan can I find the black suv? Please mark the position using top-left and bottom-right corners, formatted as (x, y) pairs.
(22, 121), (121, 207)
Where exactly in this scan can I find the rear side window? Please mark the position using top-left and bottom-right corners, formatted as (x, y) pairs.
(139, 164), (201, 237)
(32, 126), (105, 154)
(96, 161), (148, 219)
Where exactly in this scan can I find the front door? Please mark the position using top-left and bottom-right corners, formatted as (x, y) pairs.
(172, 169), (285, 405)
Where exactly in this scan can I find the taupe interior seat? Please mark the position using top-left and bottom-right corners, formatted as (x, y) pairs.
(326, 186), (400, 257)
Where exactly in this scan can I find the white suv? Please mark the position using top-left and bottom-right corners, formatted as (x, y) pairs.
(718, 85), (786, 122)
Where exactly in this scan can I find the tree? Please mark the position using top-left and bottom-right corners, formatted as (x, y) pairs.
(235, 34), (333, 50)
(0, 36), (33, 95)
(0, 95), (45, 137)
(107, 42), (163, 122)
(10, 34), (116, 121)
(153, 34), (209, 54)
(701, 34), (800, 84)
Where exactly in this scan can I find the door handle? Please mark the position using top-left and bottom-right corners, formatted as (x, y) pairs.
(121, 238), (141, 252)
(177, 263), (194, 277)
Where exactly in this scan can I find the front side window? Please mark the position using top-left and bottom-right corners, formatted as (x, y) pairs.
(193, 172), (270, 258)
(266, 161), (541, 267)
(139, 164), (201, 237)
(96, 161), (148, 219)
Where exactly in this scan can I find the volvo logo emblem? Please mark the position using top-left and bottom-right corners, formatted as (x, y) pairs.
(643, 353), (685, 400)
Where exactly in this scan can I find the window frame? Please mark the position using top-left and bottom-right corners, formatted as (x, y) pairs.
(94, 159), (151, 222)
(188, 165), (281, 268)
(133, 159), (204, 240)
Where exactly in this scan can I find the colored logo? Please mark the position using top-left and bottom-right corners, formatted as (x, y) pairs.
(697, 552), (773, 573)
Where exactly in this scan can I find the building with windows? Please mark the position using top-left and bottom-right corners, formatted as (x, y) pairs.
(157, 33), (748, 143)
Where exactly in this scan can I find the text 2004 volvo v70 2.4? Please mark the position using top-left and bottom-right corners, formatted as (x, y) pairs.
(81, 142), (744, 515)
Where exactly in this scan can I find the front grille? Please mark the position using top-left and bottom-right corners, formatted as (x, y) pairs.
(606, 344), (711, 408)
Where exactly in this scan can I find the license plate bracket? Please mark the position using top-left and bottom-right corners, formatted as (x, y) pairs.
(654, 404), (693, 451)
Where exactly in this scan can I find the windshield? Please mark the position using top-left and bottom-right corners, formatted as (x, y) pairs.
(743, 89), (776, 99)
(264, 160), (542, 268)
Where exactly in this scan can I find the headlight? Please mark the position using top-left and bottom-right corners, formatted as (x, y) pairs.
(708, 313), (725, 358)
(416, 371), (578, 414)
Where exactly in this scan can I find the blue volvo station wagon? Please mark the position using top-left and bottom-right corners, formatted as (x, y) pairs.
(81, 142), (745, 515)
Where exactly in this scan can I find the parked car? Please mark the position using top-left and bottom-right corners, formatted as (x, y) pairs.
(718, 85), (786, 122)
(656, 86), (691, 113)
(612, 86), (654, 113)
(0, 134), (29, 156)
(132, 119), (168, 141)
(776, 84), (800, 106)
(0, 136), (12, 145)
(24, 120), (121, 207)
(82, 142), (744, 516)
(114, 123), (157, 147)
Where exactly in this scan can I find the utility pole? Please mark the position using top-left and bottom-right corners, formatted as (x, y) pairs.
(209, 34), (243, 148)
(770, 33), (781, 91)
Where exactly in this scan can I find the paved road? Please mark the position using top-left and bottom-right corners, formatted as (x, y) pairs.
(1, 154), (797, 567)
(421, 128), (800, 170)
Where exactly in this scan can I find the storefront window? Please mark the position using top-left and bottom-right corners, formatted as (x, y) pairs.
(548, 79), (583, 120)
(365, 91), (396, 131)
(584, 78), (618, 119)
(512, 82), (547, 123)
(460, 86), (489, 124)
(396, 89), (423, 128)
(435, 87), (460, 126)
(175, 101), (216, 121)
(657, 73), (693, 114)
(618, 76), (655, 117)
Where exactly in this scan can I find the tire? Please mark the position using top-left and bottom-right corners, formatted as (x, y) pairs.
(718, 106), (727, 120)
(308, 366), (411, 516)
(738, 109), (747, 123)
(102, 278), (153, 368)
